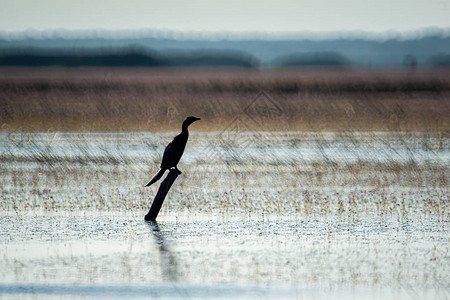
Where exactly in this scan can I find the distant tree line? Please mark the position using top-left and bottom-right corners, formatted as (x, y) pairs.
(0, 46), (448, 67)
(429, 53), (450, 66)
(272, 52), (350, 67)
(0, 46), (259, 68)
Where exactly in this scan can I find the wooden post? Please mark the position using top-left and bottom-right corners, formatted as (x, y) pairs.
(145, 168), (182, 221)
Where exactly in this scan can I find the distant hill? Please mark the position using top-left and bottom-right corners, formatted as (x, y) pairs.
(0, 31), (449, 66)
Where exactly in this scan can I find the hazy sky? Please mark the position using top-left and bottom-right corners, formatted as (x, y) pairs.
(1, 0), (449, 33)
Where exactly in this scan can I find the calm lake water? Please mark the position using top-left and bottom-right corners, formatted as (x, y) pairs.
(0, 132), (449, 299)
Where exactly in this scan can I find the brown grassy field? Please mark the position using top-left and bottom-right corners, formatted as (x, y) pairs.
(0, 66), (449, 132)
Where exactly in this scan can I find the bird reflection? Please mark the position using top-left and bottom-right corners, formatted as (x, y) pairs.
(146, 221), (178, 281)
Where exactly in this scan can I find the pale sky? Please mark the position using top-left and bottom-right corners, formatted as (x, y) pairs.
(1, 0), (449, 34)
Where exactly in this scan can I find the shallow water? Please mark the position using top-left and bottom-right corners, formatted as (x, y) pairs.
(0, 132), (449, 299)
(1, 131), (448, 166)
(1, 211), (448, 299)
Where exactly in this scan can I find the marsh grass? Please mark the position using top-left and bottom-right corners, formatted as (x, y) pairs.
(0, 68), (449, 296)
(0, 67), (449, 132)
(1, 132), (448, 220)
(0, 131), (448, 293)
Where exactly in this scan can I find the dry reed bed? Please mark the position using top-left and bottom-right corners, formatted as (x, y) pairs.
(0, 67), (449, 131)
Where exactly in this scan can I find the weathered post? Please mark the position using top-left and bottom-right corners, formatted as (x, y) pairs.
(145, 168), (182, 221)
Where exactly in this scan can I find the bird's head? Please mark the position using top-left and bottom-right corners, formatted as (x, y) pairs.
(182, 116), (200, 130)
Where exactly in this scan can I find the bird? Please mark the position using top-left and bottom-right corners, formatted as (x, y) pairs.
(145, 116), (200, 187)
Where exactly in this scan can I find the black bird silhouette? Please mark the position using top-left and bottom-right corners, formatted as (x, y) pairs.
(145, 116), (200, 187)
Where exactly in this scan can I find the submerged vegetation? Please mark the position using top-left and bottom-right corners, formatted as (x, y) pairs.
(1, 131), (448, 214)
(0, 131), (448, 291)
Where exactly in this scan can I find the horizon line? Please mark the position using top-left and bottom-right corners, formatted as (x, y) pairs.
(1, 27), (449, 42)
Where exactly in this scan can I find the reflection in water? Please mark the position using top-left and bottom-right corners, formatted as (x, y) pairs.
(147, 221), (178, 282)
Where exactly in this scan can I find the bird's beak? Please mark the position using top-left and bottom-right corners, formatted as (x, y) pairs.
(195, 117), (201, 121)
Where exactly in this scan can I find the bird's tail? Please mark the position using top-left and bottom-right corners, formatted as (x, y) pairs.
(145, 169), (166, 187)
